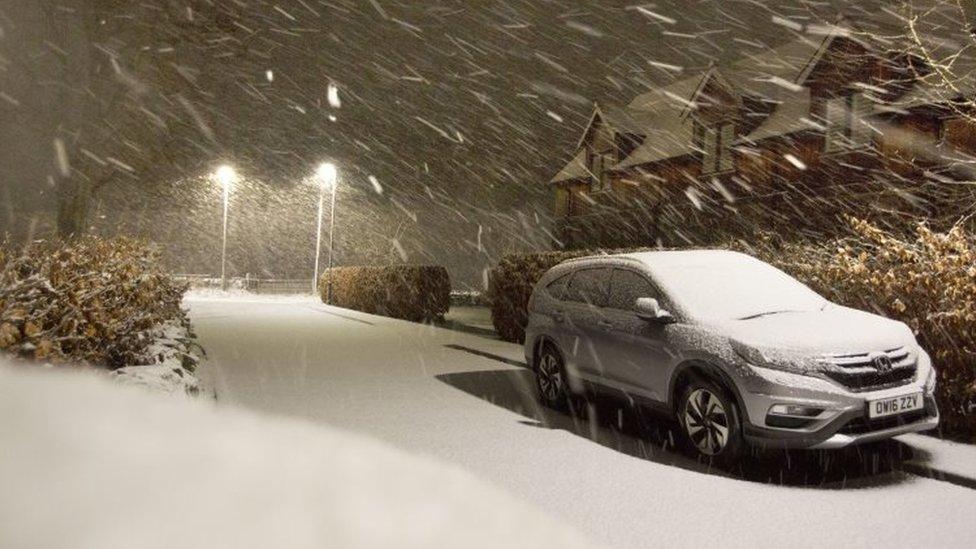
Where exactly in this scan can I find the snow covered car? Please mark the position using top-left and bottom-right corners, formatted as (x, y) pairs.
(523, 250), (939, 460)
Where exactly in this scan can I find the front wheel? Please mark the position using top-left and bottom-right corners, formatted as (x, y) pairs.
(678, 377), (743, 462)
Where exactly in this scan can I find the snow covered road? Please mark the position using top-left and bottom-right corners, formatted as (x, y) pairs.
(189, 295), (976, 549)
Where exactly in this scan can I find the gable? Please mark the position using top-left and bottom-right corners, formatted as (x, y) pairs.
(683, 68), (740, 120)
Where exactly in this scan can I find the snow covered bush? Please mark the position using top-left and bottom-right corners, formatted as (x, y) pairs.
(320, 265), (451, 322)
(0, 237), (199, 394)
(755, 218), (976, 441)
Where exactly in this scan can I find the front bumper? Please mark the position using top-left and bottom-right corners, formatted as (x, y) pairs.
(808, 412), (939, 449)
(744, 395), (939, 449)
(737, 353), (939, 450)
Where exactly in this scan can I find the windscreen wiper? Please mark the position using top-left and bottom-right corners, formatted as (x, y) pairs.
(738, 310), (797, 320)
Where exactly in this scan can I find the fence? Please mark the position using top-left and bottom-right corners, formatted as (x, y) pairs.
(173, 274), (315, 295)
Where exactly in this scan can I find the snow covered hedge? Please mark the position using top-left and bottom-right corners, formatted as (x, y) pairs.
(320, 265), (451, 322)
(756, 218), (976, 441)
(0, 237), (199, 394)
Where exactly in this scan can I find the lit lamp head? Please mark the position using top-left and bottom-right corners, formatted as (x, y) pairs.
(316, 162), (338, 190)
(214, 165), (237, 191)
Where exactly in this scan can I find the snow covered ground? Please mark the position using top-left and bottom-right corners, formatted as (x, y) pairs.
(0, 362), (594, 549)
(188, 294), (976, 549)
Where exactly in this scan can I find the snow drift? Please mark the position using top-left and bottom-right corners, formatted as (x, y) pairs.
(0, 363), (594, 549)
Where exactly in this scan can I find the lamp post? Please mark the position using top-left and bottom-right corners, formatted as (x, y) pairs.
(214, 165), (237, 291)
(313, 162), (338, 300)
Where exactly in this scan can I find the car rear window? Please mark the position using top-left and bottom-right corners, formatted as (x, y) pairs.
(564, 268), (609, 307)
(545, 273), (572, 300)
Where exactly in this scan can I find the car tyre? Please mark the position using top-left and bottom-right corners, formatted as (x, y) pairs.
(536, 343), (571, 409)
(678, 375), (744, 463)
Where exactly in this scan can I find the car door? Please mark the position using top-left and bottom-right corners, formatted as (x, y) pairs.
(538, 271), (576, 354)
(560, 267), (611, 379)
(595, 267), (675, 403)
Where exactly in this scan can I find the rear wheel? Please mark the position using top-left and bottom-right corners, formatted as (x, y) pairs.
(536, 343), (568, 409)
(678, 376), (743, 462)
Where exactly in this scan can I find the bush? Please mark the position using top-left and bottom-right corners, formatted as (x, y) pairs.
(320, 265), (450, 322)
(754, 218), (976, 441)
(0, 237), (191, 369)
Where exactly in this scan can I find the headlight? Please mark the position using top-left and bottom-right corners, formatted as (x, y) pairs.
(731, 340), (821, 375)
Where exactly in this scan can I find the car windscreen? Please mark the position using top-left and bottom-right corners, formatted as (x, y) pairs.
(651, 257), (826, 321)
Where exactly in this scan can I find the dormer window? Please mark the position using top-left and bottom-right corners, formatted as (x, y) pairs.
(698, 121), (735, 175)
(589, 126), (614, 192)
(824, 92), (872, 152)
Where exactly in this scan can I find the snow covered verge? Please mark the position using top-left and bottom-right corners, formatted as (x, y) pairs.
(0, 363), (595, 549)
(110, 320), (200, 395)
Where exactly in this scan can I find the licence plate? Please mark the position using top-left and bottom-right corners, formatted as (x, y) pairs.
(868, 392), (924, 419)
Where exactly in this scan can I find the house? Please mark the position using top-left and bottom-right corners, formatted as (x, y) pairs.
(550, 24), (976, 248)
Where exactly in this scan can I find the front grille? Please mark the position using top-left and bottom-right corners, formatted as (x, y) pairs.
(819, 347), (917, 392)
(838, 410), (927, 435)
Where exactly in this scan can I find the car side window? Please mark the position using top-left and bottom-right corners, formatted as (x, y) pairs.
(607, 268), (659, 311)
(564, 268), (610, 307)
(545, 273), (572, 300)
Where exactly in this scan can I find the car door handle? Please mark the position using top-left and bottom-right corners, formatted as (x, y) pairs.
(552, 311), (566, 323)
(597, 320), (614, 331)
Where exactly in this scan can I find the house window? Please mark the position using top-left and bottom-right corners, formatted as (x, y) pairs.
(719, 124), (735, 171)
(700, 122), (735, 175)
(825, 93), (872, 152)
(567, 188), (585, 217)
(589, 150), (612, 192)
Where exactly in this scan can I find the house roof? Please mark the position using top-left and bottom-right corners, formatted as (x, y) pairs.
(736, 88), (813, 143)
(549, 149), (590, 184)
(552, 75), (703, 181)
(550, 36), (830, 180)
(602, 107), (661, 134)
(549, 21), (970, 182)
(612, 120), (694, 170)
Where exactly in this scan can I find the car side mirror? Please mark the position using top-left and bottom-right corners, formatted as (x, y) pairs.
(635, 297), (675, 324)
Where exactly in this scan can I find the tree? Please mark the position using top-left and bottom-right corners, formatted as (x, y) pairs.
(902, 0), (976, 123)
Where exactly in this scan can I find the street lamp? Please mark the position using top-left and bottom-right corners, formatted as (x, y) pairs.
(312, 162), (338, 301)
(214, 164), (237, 291)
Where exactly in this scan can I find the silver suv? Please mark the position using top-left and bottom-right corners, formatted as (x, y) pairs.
(523, 250), (939, 460)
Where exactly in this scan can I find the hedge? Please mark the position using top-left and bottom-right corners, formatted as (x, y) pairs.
(0, 237), (191, 369)
(320, 265), (450, 322)
(752, 218), (976, 441)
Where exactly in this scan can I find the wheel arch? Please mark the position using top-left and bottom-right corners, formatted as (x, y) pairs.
(668, 360), (748, 419)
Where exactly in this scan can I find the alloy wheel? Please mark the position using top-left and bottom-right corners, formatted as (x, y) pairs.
(537, 352), (564, 402)
(683, 388), (730, 456)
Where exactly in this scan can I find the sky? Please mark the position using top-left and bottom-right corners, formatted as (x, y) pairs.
(0, 0), (960, 286)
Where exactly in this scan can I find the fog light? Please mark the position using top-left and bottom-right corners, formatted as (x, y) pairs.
(768, 404), (823, 417)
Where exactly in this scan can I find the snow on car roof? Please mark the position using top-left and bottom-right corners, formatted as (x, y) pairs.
(616, 249), (754, 267)
(563, 249), (758, 270)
